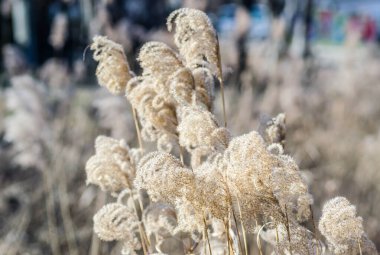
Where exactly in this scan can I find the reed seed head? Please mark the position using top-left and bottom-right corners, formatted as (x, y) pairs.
(93, 203), (138, 241)
(319, 197), (369, 254)
(91, 36), (131, 95)
(85, 136), (134, 194)
(167, 8), (220, 77)
(135, 152), (195, 203)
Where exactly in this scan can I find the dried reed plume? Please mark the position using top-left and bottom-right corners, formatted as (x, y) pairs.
(84, 7), (378, 255)
(138, 42), (184, 100)
(167, 8), (219, 77)
(86, 136), (138, 194)
(319, 197), (377, 255)
(93, 203), (138, 241)
(135, 151), (194, 203)
(91, 36), (132, 95)
(93, 203), (141, 254)
(177, 106), (230, 167)
(126, 76), (178, 151)
(125, 44), (184, 151)
(4, 74), (49, 168)
(271, 155), (313, 222)
(167, 8), (225, 124)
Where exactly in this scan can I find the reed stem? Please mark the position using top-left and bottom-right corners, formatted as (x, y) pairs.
(216, 35), (227, 127)
(358, 238), (362, 255)
(132, 107), (143, 150)
(309, 204), (320, 255)
(237, 199), (248, 255)
(284, 205), (293, 255)
(203, 215), (213, 255)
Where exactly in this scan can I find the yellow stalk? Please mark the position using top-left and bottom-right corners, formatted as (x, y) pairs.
(216, 35), (227, 127)
(203, 215), (213, 255)
(132, 107), (143, 150)
(237, 199), (248, 255)
(284, 205), (293, 255)
(358, 238), (362, 255)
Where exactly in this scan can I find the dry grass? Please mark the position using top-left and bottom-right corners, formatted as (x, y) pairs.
(84, 8), (378, 255)
(1, 7), (380, 255)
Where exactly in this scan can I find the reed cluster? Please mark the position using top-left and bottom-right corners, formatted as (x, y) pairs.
(86, 8), (377, 255)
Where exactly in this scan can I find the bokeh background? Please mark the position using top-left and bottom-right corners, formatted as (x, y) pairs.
(1, 0), (380, 254)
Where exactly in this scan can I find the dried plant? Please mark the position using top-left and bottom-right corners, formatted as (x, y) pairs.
(319, 197), (377, 255)
(167, 8), (225, 123)
(271, 154), (313, 222)
(0, 61), (102, 254)
(85, 135), (139, 195)
(93, 202), (139, 242)
(83, 8), (378, 255)
(177, 106), (230, 168)
(93, 202), (142, 255)
(167, 8), (219, 77)
(138, 41), (184, 97)
(91, 36), (132, 95)
(3, 74), (49, 168)
(135, 151), (194, 204)
(126, 76), (178, 151)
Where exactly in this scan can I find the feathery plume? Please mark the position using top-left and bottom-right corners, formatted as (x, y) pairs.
(192, 67), (215, 110)
(167, 8), (224, 124)
(138, 40), (214, 112)
(138, 42), (184, 99)
(175, 199), (204, 234)
(224, 131), (274, 196)
(143, 203), (177, 239)
(271, 155), (313, 222)
(169, 67), (196, 107)
(177, 106), (230, 168)
(273, 222), (316, 255)
(192, 156), (230, 221)
(85, 155), (130, 193)
(223, 131), (285, 226)
(93, 203), (138, 241)
(85, 136), (136, 194)
(169, 67), (215, 111)
(91, 36), (132, 95)
(167, 8), (219, 77)
(94, 203), (142, 255)
(135, 152), (195, 203)
(126, 77), (178, 150)
(319, 197), (377, 255)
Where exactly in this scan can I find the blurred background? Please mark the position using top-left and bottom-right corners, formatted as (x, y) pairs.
(1, 0), (380, 254)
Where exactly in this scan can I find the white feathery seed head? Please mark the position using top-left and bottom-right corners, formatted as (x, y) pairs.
(167, 8), (220, 78)
(319, 197), (377, 254)
(91, 36), (132, 95)
(93, 203), (138, 241)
